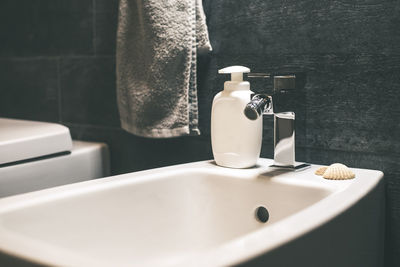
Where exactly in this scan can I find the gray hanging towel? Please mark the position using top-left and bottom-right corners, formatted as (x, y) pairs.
(116, 0), (212, 138)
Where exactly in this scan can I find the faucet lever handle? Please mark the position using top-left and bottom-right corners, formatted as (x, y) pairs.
(247, 73), (271, 78)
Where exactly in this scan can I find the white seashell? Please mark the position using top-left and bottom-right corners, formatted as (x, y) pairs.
(315, 166), (328, 176)
(323, 163), (355, 180)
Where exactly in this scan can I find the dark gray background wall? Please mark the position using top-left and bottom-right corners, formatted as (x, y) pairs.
(0, 0), (399, 266)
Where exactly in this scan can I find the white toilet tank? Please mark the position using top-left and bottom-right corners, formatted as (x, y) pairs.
(0, 118), (110, 198)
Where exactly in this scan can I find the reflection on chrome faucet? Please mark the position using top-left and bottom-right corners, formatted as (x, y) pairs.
(274, 112), (295, 167)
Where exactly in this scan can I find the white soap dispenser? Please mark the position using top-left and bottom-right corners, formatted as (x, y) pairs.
(211, 66), (263, 168)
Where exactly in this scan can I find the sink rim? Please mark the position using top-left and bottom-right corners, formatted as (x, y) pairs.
(0, 158), (384, 267)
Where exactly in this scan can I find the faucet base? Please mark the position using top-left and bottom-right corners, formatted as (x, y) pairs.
(269, 163), (311, 172)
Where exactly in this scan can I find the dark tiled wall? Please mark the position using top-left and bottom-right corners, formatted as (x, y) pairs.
(0, 0), (213, 174)
(1, 0), (400, 266)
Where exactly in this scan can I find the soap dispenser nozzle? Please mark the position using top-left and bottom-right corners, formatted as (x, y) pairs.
(218, 66), (250, 82)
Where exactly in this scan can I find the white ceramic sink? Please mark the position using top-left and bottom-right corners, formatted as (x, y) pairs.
(0, 159), (384, 267)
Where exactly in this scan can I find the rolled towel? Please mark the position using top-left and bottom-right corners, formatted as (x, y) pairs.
(116, 0), (212, 138)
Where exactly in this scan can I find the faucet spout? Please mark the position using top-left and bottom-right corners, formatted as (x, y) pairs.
(244, 94), (273, 120)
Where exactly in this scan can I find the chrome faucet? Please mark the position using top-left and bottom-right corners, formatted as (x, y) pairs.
(244, 75), (310, 171)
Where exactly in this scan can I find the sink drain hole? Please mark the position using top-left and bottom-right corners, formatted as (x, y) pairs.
(255, 206), (269, 223)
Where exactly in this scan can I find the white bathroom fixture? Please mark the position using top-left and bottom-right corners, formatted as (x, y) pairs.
(0, 118), (110, 198)
(211, 65), (262, 168)
(0, 118), (73, 165)
(0, 159), (384, 266)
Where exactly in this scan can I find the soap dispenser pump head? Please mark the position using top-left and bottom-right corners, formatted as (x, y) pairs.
(218, 66), (250, 82)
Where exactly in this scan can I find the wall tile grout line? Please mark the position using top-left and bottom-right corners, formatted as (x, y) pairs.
(298, 143), (400, 157)
(56, 57), (62, 123)
(63, 122), (121, 131)
(0, 55), (114, 61)
(93, 0), (97, 56)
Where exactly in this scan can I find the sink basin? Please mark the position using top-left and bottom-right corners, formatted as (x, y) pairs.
(0, 159), (384, 266)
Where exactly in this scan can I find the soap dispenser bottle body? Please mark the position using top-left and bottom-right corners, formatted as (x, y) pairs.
(211, 66), (262, 168)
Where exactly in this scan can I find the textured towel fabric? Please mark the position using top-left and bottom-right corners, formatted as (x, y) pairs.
(116, 0), (212, 138)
